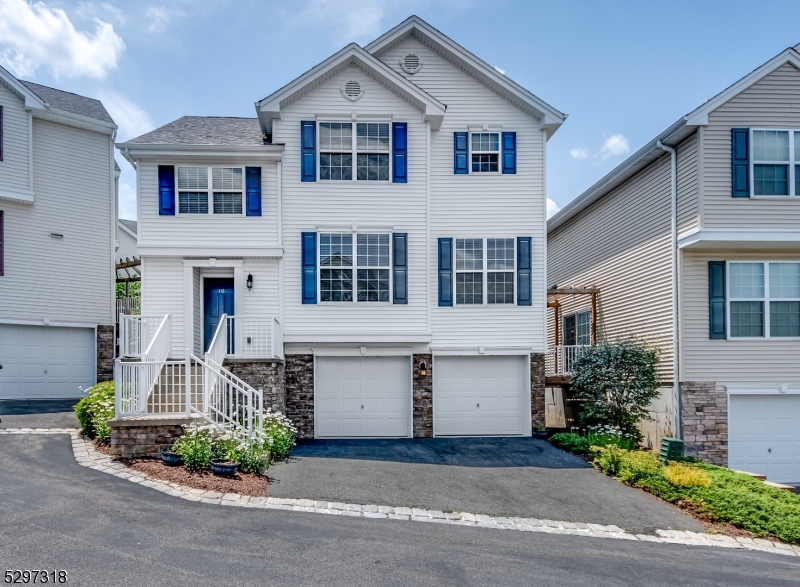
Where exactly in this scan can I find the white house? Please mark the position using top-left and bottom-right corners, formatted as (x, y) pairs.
(0, 66), (118, 400)
(548, 44), (800, 484)
(115, 16), (566, 440)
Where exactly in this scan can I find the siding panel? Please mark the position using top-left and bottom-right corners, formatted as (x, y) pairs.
(0, 83), (31, 195)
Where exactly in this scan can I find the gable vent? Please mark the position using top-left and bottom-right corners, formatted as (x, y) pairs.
(341, 79), (364, 101)
(401, 53), (422, 74)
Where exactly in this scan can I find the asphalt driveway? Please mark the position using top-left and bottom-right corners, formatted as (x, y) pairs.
(268, 437), (703, 535)
(0, 399), (80, 429)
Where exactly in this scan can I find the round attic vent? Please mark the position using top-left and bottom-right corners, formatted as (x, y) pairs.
(341, 79), (364, 101)
(400, 53), (422, 74)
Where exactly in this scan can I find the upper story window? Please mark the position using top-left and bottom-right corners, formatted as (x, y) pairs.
(319, 232), (390, 302)
(455, 237), (514, 305)
(751, 129), (800, 196)
(176, 166), (243, 214)
(729, 261), (800, 338)
(319, 122), (390, 181)
(471, 132), (499, 173)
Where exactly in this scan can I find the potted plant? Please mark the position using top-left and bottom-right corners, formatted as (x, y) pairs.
(211, 458), (240, 476)
(211, 435), (241, 476)
(160, 446), (184, 466)
(532, 426), (548, 440)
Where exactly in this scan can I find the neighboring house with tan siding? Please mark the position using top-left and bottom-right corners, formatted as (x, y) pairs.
(548, 45), (800, 485)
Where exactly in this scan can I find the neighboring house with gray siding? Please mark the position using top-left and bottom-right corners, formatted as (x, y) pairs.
(0, 66), (118, 399)
(548, 45), (800, 485)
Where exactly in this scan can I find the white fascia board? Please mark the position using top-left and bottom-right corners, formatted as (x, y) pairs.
(0, 187), (35, 204)
(117, 143), (284, 161)
(365, 16), (567, 132)
(139, 245), (284, 258)
(255, 43), (446, 132)
(684, 48), (800, 126)
(283, 332), (433, 344)
(30, 106), (117, 135)
(0, 65), (46, 109)
(678, 228), (800, 249)
(117, 221), (137, 239)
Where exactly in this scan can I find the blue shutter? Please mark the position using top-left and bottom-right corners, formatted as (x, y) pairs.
(453, 132), (468, 174)
(438, 238), (453, 306)
(708, 261), (726, 339)
(731, 128), (749, 197)
(392, 122), (407, 183)
(245, 166), (262, 216)
(158, 165), (175, 215)
(517, 237), (532, 306)
(393, 233), (408, 304)
(301, 232), (317, 304)
(502, 132), (517, 174)
(301, 121), (316, 182)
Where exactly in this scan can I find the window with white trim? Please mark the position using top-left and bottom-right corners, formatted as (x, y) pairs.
(751, 129), (800, 196)
(563, 311), (591, 346)
(729, 261), (800, 338)
(176, 166), (243, 214)
(471, 132), (499, 173)
(455, 238), (515, 305)
(319, 232), (390, 302)
(319, 122), (390, 181)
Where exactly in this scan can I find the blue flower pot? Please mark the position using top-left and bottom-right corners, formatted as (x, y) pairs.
(160, 449), (183, 466)
(211, 458), (240, 476)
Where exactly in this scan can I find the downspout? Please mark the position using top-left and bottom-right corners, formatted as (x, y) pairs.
(656, 140), (681, 439)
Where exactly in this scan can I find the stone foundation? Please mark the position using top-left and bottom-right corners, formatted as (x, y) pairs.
(531, 353), (546, 429)
(108, 417), (188, 459)
(225, 360), (286, 413)
(412, 353), (433, 438)
(285, 354), (314, 439)
(97, 325), (114, 382)
(681, 381), (727, 465)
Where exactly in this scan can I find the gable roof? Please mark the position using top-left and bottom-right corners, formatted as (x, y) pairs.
(20, 81), (114, 124)
(548, 45), (800, 233)
(365, 15), (567, 136)
(124, 116), (264, 146)
(255, 43), (446, 132)
(118, 219), (137, 236)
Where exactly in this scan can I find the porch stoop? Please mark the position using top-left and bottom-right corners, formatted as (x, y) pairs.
(108, 415), (202, 458)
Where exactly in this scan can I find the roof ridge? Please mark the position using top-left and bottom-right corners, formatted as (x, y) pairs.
(20, 79), (101, 102)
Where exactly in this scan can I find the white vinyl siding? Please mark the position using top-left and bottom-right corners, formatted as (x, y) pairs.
(0, 83), (31, 197)
(116, 224), (138, 263)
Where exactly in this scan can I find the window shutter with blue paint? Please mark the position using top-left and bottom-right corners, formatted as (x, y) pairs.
(454, 132), (468, 174)
(245, 166), (262, 216)
(301, 232), (317, 304)
(708, 261), (726, 339)
(301, 121), (316, 182)
(393, 233), (408, 304)
(158, 165), (175, 215)
(517, 237), (532, 306)
(731, 128), (749, 197)
(502, 132), (517, 174)
(438, 238), (453, 306)
(392, 123), (407, 183)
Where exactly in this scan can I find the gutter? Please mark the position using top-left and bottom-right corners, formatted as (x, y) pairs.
(656, 140), (681, 439)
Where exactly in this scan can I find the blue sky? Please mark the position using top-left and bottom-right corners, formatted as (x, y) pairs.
(2, 0), (800, 219)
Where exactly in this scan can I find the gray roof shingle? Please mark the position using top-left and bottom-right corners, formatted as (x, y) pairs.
(119, 219), (137, 234)
(20, 81), (115, 124)
(126, 116), (264, 146)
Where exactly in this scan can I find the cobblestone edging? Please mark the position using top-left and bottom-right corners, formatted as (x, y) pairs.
(1, 428), (798, 558)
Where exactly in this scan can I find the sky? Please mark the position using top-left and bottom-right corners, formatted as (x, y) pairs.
(2, 0), (800, 220)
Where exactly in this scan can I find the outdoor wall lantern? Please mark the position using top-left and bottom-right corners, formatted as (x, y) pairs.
(419, 360), (427, 376)
(246, 273), (254, 291)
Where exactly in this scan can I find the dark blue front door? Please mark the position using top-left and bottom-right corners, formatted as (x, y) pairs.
(204, 278), (234, 352)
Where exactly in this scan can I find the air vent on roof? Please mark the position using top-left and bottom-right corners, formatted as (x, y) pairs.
(401, 53), (422, 74)
(341, 79), (364, 101)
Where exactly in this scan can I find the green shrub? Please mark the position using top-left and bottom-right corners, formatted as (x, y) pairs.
(73, 381), (115, 442)
(263, 410), (297, 461)
(172, 427), (213, 471)
(549, 428), (637, 455)
(238, 441), (271, 476)
(664, 462), (712, 488)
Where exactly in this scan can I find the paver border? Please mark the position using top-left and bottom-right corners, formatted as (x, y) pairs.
(2, 428), (798, 558)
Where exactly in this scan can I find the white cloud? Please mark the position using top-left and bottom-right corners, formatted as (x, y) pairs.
(0, 0), (124, 79)
(546, 198), (560, 219)
(599, 134), (630, 159)
(493, 65), (505, 75)
(76, 2), (126, 26)
(282, 0), (390, 45)
(570, 147), (589, 160)
(98, 90), (154, 141)
(118, 176), (137, 220)
(145, 5), (173, 34)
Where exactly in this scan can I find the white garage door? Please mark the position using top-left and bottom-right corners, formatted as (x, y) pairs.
(315, 356), (410, 438)
(729, 394), (800, 484)
(0, 324), (95, 399)
(434, 355), (527, 436)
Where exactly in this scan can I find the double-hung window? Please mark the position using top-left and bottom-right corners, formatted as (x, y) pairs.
(177, 166), (243, 214)
(319, 232), (390, 302)
(319, 122), (390, 181)
(455, 238), (515, 304)
(471, 132), (499, 173)
(563, 311), (591, 346)
(751, 129), (800, 196)
(729, 261), (800, 338)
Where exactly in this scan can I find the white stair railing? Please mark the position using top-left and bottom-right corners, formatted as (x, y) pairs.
(546, 345), (592, 375)
(205, 313), (229, 367)
(119, 314), (164, 358)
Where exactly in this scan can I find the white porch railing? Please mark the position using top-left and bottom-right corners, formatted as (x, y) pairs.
(206, 314), (283, 361)
(119, 314), (165, 358)
(546, 345), (592, 376)
(116, 297), (140, 316)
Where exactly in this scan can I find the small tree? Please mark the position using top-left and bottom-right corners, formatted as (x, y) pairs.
(571, 339), (660, 443)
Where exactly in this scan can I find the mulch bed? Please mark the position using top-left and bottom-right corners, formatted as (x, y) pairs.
(124, 459), (269, 497)
(92, 438), (113, 456)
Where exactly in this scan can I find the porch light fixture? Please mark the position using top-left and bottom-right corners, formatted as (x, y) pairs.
(419, 360), (427, 377)
(246, 273), (253, 291)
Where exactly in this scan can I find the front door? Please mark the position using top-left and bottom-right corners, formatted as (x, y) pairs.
(204, 278), (234, 352)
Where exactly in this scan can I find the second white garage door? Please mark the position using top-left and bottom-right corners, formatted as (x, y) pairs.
(315, 356), (411, 438)
(434, 355), (528, 436)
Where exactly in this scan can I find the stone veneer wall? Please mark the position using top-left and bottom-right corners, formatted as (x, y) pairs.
(285, 354), (314, 439)
(108, 420), (184, 459)
(97, 325), (114, 382)
(531, 353), (546, 429)
(225, 360), (286, 413)
(412, 353), (433, 438)
(681, 381), (727, 465)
